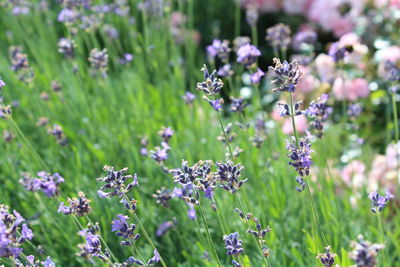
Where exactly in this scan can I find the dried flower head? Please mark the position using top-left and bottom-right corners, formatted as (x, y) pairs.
(58, 38), (75, 58)
(317, 246), (337, 267)
(20, 172), (65, 198)
(9, 46), (34, 83)
(47, 124), (68, 145)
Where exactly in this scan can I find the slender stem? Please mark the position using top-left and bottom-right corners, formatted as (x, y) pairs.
(288, 93), (299, 145)
(377, 213), (389, 265)
(197, 203), (223, 267)
(306, 183), (328, 246)
(217, 111), (234, 159)
(251, 25), (258, 47)
(234, 0), (241, 37)
(235, 194), (270, 267)
(391, 91), (400, 180)
(133, 243), (147, 264)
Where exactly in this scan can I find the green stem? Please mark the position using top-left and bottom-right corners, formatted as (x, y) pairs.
(306, 183), (328, 246)
(391, 91), (399, 180)
(234, 0), (241, 37)
(197, 203), (223, 267)
(217, 111), (234, 159)
(288, 93), (299, 145)
(377, 213), (389, 265)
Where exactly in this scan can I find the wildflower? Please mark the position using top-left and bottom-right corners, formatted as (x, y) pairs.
(9, 46), (34, 83)
(57, 8), (79, 24)
(383, 60), (400, 82)
(103, 24), (119, 39)
(3, 130), (14, 142)
(196, 65), (224, 96)
(233, 36), (251, 52)
(232, 259), (242, 267)
(328, 42), (347, 62)
(0, 78), (5, 89)
(246, 219), (271, 239)
(97, 166), (138, 201)
(0, 205), (31, 258)
(250, 68), (265, 85)
(158, 127), (174, 142)
(58, 192), (91, 216)
(187, 203), (196, 220)
(286, 131), (313, 177)
(171, 160), (197, 185)
(317, 246), (337, 267)
(216, 161), (248, 193)
(88, 48), (108, 77)
(237, 44), (261, 68)
(223, 232), (244, 255)
(268, 58), (301, 93)
(277, 101), (303, 118)
(217, 64), (234, 78)
(348, 103), (362, 119)
(182, 91), (196, 105)
(206, 97), (224, 111)
(147, 249), (161, 265)
(156, 221), (174, 237)
(20, 172), (64, 198)
(368, 190), (394, 213)
(0, 104), (12, 119)
(111, 214), (140, 245)
(58, 38), (75, 58)
(246, 5), (258, 27)
(51, 81), (62, 92)
(230, 97), (246, 113)
(77, 224), (107, 262)
(217, 123), (236, 144)
(266, 23), (291, 51)
(292, 31), (317, 51)
(150, 145), (169, 164)
(206, 39), (231, 63)
(305, 94), (332, 138)
(119, 53), (133, 65)
(295, 176), (306, 192)
(152, 187), (172, 207)
(349, 235), (384, 267)
(47, 124), (68, 145)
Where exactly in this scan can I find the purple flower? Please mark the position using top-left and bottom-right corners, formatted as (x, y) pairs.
(88, 48), (109, 77)
(223, 232), (244, 256)
(328, 42), (347, 62)
(153, 187), (172, 208)
(317, 246), (337, 267)
(119, 53), (133, 64)
(156, 221), (174, 236)
(58, 192), (91, 216)
(58, 38), (75, 58)
(19, 172), (64, 198)
(206, 39), (220, 58)
(158, 127), (174, 142)
(43, 257), (56, 267)
(187, 204), (196, 220)
(217, 64), (234, 78)
(57, 8), (79, 24)
(147, 249), (161, 265)
(196, 65), (224, 96)
(21, 224), (33, 240)
(268, 58), (301, 93)
(207, 98), (224, 111)
(286, 131), (313, 177)
(216, 161), (248, 193)
(112, 214), (129, 232)
(349, 235), (384, 267)
(348, 103), (362, 119)
(206, 39), (231, 63)
(237, 44), (261, 68)
(266, 23), (291, 50)
(305, 94), (332, 138)
(292, 30), (317, 51)
(150, 146), (169, 163)
(250, 68), (265, 85)
(230, 97), (246, 113)
(0, 79), (5, 89)
(182, 91), (196, 105)
(368, 190), (394, 213)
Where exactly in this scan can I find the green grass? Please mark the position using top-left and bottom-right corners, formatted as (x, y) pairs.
(0, 1), (398, 266)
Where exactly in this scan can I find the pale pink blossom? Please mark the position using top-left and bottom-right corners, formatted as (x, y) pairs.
(315, 54), (336, 83)
(241, 0), (282, 12)
(341, 160), (366, 188)
(282, 115), (308, 134)
(282, 0), (311, 14)
(332, 77), (369, 101)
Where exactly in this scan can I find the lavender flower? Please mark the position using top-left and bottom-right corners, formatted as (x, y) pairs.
(266, 23), (291, 51)
(0, 78), (5, 89)
(20, 172), (64, 198)
(328, 42), (347, 63)
(232, 259), (241, 267)
(171, 160), (197, 185)
(57, 8), (79, 24)
(305, 94), (332, 138)
(146, 249), (161, 265)
(268, 58), (301, 93)
(246, 219), (271, 240)
(348, 103), (362, 119)
(349, 235), (384, 267)
(196, 65), (224, 96)
(0, 205), (32, 258)
(156, 221), (174, 237)
(233, 36), (251, 52)
(223, 232), (244, 256)
(58, 38), (75, 58)
(295, 176), (306, 192)
(182, 91), (196, 105)
(88, 48), (108, 77)
(97, 166), (138, 205)
(207, 98), (224, 111)
(0, 104), (12, 119)
(245, 5), (258, 27)
(230, 97), (246, 113)
(152, 187), (172, 207)
(187, 203), (196, 220)
(286, 131), (313, 177)
(158, 127), (174, 142)
(317, 246), (337, 267)
(103, 24), (119, 39)
(250, 68), (265, 85)
(383, 60), (400, 82)
(277, 101), (302, 118)
(58, 192), (91, 216)
(292, 31), (317, 51)
(217, 64), (234, 78)
(119, 53), (133, 65)
(9, 46), (34, 83)
(111, 214), (140, 245)
(216, 161), (248, 193)
(77, 223), (109, 262)
(48, 124), (68, 145)
(150, 144), (170, 164)
(206, 39), (231, 63)
(237, 44), (261, 68)
(368, 190), (394, 213)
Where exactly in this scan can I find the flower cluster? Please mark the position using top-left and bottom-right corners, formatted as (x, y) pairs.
(0, 78), (5, 90)
(9, 46), (34, 83)
(316, 246), (337, 267)
(196, 65), (224, 111)
(206, 39), (231, 63)
(125, 249), (161, 266)
(150, 126), (174, 165)
(223, 232), (244, 256)
(328, 42), (347, 63)
(77, 222), (109, 263)
(348, 103), (362, 119)
(0, 103), (12, 119)
(13, 255), (55, 267)
(217, 64), (234, 78)
(236, 44), (261, 68)
(216, 161), (248, 194)
(286, 131), (313, 177)
(111, 214), (140, 246)
(368, 190), (394, 213)
(47, 124), (68, 145)
(266, 23), (291, 51)
(305, 94), (332, 138)
(182, 91), (196, 105)
(0, 205), (33, 258)
(217, 123), (236, 144)
(20, 172), (65, 198)
(58, 192), (92, 217)
(152, 187), (172, 208)
(349, 235), (384, 267)
(268, 58), (301, 93)
(278, 101), (303, 118)
(88, 48), (108, 77)
(58, 38), (75, 58)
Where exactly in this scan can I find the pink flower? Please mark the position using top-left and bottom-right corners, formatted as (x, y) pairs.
(282, 115), (308, 134)
(241, 0), (282, 12)
(282, 0), (311, 14)
(341, 160), (366, 188)
(295, 66), (319, 94)
(332, 77), (369, 101)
